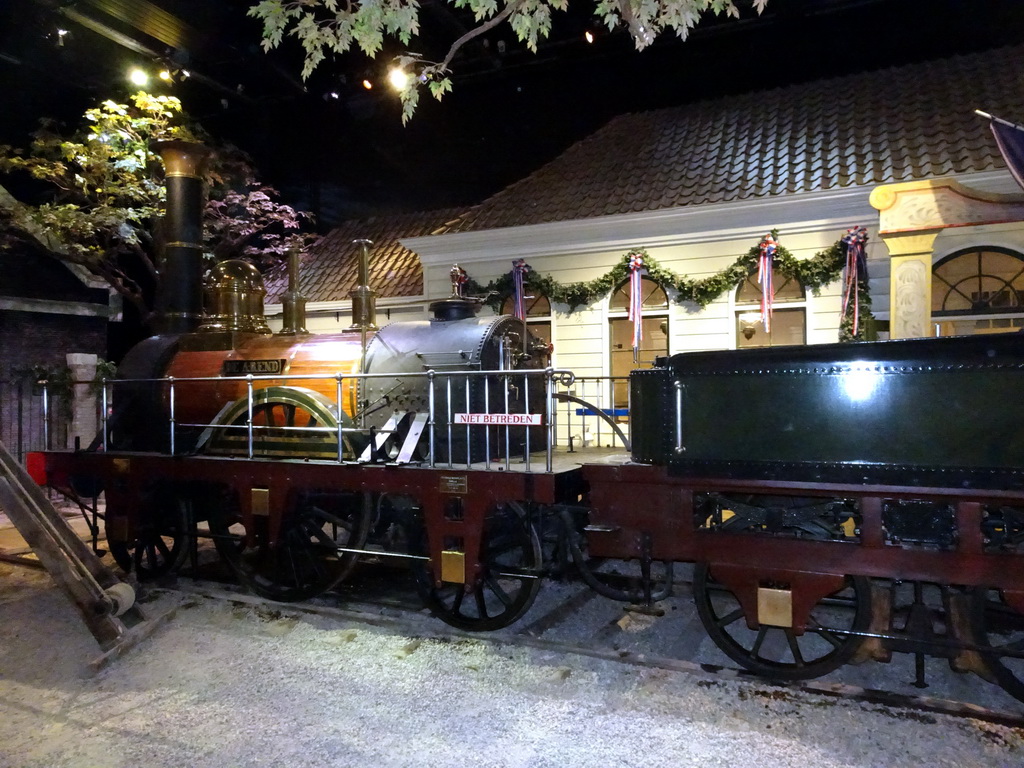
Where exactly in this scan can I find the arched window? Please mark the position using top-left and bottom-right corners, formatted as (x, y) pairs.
(608, 276), (669, 406)
(932, 247), (1024, 335)
(501, 292), (552, 348)
(734, 268), (806, 348)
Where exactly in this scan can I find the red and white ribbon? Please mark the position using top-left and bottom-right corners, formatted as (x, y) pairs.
(511, 259), (531, 320)
(841, 226), (869, 335)
(757, 233), (777, 332)
(628, 251), (645, 355)
(450, 264), (468, 297)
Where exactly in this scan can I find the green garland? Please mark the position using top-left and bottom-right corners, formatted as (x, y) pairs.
(466, 229), (875, 341)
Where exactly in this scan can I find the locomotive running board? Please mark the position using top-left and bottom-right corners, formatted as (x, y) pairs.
(0, 439), (172, 664)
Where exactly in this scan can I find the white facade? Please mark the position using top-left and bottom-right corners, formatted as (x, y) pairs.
(403, 174), (1008, 365)
(268, 169), (1024, 374)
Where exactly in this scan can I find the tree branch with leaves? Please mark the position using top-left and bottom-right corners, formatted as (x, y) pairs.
(249, 0), (769, 122)
(0, 92), (319, 328)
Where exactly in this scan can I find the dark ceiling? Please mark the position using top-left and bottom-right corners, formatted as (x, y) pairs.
(3, 0), (1024, 227)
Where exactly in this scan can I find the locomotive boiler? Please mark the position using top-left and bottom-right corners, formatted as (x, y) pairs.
(112, 257), (548, 462)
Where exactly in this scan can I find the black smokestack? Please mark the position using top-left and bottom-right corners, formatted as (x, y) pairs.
(153, 140), (211, 334)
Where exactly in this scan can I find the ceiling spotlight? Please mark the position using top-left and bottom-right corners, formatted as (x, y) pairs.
(388, 68), (410, 90)
(362, 79), (373, 90)
(584, 30), (595, 44)
(128, 68), (148, 86)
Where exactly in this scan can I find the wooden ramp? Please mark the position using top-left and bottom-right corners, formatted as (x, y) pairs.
(0, 441), (174, 670)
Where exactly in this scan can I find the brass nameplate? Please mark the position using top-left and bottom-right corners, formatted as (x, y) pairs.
(757, 587), (793, 628)
(439, 475), (468, 495)
(440, 550), (466, 583)
(251, 488), (270, 517)
(222, 359), (287, 376)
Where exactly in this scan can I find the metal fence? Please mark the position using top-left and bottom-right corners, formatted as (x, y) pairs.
(0, 380), (71, 463)
(553, 375), (631, 450)
(0, 371), (636, 469)
(99, 367), (580, 471)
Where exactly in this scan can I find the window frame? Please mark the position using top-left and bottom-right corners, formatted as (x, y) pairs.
(732, 267), (808, 349)
(607, 275), (671, 407)
(932, 246), (1024, 317)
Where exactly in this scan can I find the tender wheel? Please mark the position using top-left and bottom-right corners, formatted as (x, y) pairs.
(415, 502), (542, 631)
(210, 490), (373, 602)
(972, 589), (1024, 703)
(108, 496), (189, 580)
(693, 563), (871, 680)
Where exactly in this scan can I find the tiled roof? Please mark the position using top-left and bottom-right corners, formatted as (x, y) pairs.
(441, 45), (1024, 233)
(264, 208), (462, 303)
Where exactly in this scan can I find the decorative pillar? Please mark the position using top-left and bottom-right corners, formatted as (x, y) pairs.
(870, 179), (1024, 339)
(883, 232), (939, 339)
(65, 352), (97, 450)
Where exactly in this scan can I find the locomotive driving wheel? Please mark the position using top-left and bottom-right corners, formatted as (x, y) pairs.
(210, 490), (373, 602)
(108, 491), (189, 580)
(971, 589), (1024, 703)
(693, 564), (871, 680)
(414, 502), (542, 631)
(204, 386), (363, 460)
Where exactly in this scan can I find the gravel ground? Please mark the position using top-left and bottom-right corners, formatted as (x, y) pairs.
(1, 563), (1023, 768)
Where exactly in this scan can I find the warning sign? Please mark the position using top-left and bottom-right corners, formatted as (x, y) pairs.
(453, 413), (543, 426)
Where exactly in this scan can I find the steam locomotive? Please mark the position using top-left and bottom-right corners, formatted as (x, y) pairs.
(29, 141), (1024, 705)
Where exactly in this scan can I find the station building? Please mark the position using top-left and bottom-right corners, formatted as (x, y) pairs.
(265, 44), (1024, 420)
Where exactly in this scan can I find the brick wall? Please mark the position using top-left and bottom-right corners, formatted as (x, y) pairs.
(0, 311), (107, 459)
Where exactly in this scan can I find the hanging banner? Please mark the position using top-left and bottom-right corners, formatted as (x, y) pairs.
(989, 117), (1024, 191)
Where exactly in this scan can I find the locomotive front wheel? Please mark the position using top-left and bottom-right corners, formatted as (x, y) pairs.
(108, 497), (189, 580)
(693, 564), (871, 681)
(210, 491), (373, 602)
(971, 589), (1024, 703)
(414, 502), (542, 631)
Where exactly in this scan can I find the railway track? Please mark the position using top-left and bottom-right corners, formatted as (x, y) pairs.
(8, 513), (1023, 727)
(152, 568), (1024, 730)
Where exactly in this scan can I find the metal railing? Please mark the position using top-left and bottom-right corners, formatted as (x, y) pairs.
(553, 375), (631, 450)
(97, 367), (579, 473)
(0, 380), (72, 462)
